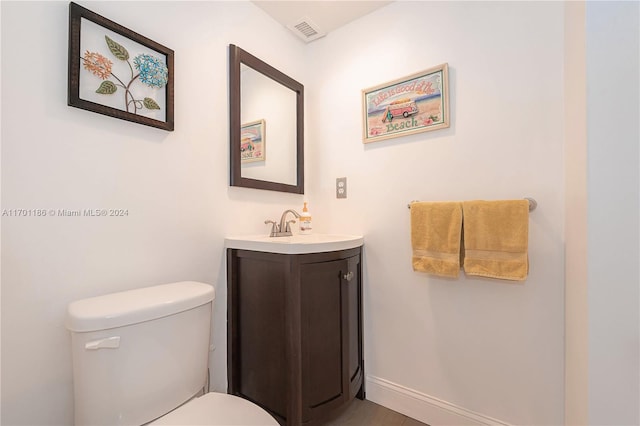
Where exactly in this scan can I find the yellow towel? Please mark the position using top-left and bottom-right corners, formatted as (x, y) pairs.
(462, 200), (529, 281)
(411, 202), (462, 278)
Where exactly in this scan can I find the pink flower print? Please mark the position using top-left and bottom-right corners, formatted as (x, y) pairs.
(82, 51), (113, 80)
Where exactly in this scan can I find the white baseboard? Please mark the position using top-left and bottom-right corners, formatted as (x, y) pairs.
(365, 375), (510, 426)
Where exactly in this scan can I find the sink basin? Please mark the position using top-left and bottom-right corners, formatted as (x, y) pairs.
(224, 233), (364, 254)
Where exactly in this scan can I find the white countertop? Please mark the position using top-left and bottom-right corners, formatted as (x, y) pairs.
(225, 233), (364, 254)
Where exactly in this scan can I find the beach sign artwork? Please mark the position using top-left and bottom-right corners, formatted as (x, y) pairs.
(240, 119), (265, 163)
(363, 63), (449, 143)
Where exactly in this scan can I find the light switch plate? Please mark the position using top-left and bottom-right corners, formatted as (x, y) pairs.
(336, 177), (347, 199)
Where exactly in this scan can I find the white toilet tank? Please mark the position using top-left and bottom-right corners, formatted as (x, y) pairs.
(66, 281), (215, 426)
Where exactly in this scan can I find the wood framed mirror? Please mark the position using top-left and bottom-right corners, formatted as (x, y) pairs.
(229, 44), (304, 194)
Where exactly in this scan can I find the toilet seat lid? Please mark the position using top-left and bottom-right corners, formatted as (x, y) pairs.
(151, 393), (279, 425)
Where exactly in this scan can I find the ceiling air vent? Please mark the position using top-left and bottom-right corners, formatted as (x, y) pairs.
(287, 17), (326, 43)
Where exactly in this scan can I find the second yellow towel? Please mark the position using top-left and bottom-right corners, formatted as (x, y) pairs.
(411, 201), (463, 278)
(462, 200), (529, 281)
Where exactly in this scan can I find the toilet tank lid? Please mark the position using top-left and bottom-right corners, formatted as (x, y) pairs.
(66, 281), (215, 332)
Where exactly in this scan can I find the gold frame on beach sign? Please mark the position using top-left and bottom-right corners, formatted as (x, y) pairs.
(362, 63), (449, 143)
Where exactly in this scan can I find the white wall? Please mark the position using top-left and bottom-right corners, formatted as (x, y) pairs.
(0, 2), (307, 425)
(305, 2), (565, 424)
(585, 2), (639, 424)
(564, 2), (588, 424)
(564, 2), (640, 424)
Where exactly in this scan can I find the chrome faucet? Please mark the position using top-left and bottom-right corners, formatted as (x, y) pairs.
(279, 209), (301, 235)
(264, 209), (301, 237)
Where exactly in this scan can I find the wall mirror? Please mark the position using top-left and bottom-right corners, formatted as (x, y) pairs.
(229, 44), (304, 194)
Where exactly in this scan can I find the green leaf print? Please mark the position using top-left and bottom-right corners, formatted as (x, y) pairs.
(143, 97), (161, 110)
(105, 35), (129, 61)
(95, 80), (117, 94)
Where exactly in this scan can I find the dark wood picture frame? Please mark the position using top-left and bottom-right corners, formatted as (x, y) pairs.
(229, 44), (304, 194)
(68, 2), (174, 131)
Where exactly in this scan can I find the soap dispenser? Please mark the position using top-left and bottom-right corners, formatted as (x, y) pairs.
(299, 202), (312, 235)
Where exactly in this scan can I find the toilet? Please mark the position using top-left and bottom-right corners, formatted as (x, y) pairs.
(66, 281), (278, 425)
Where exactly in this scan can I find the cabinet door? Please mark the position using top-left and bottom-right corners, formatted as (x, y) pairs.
(300, 258), (347, 421)
(230, 253), (288, 419)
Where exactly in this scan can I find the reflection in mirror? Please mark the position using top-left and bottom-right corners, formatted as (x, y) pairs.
(240, 65), (297, 185)
(229, 45), (304, 194)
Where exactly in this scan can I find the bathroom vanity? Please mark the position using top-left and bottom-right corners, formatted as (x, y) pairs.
(225, 234), (364, 426)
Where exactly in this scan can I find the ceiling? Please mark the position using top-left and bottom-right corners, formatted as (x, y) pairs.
(252, 1), (393, 42)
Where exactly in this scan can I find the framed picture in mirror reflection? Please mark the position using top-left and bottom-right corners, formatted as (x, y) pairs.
(240, 119), (266, 163)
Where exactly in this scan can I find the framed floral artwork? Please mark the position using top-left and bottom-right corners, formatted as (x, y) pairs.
(68, 2), (174, 131)
(362, 63), (449, 143)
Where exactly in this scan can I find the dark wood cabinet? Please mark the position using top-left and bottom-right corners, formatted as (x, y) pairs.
(227, 246), (364, 425)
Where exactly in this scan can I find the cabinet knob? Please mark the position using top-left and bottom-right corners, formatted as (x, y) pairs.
(343, 271), (354, 281)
